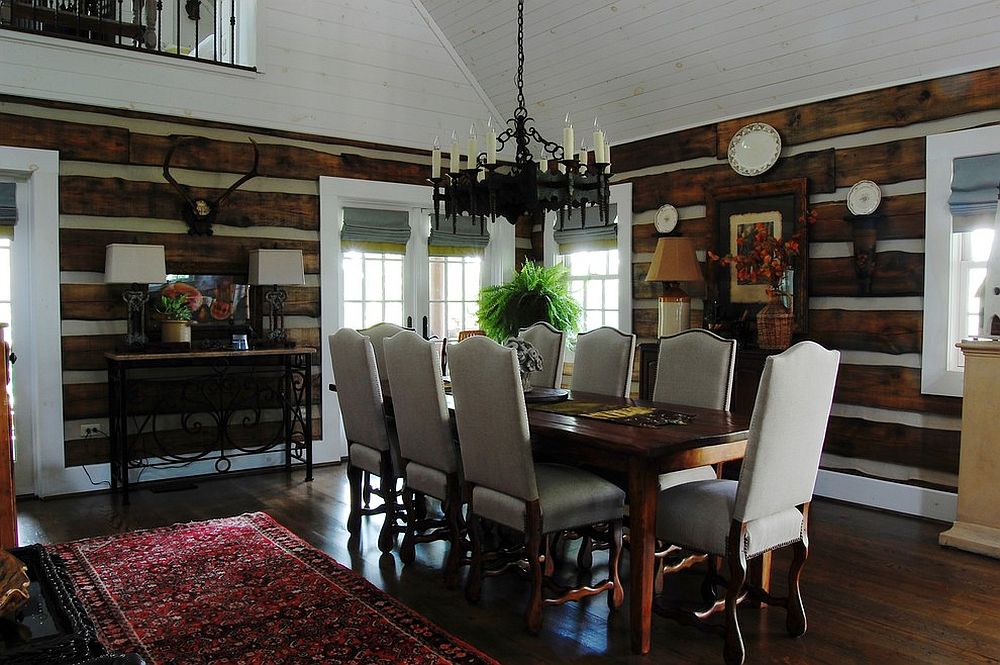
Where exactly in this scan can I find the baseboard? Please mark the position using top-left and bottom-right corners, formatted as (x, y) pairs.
(814, 469), (957, 522)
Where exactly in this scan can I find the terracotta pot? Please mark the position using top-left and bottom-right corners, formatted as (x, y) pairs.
(161, 320), (192, 344)
(756, 292), (793, 350)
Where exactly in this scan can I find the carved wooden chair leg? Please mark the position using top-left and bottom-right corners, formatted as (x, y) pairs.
(576, 534), (594, 570)
(786, 517), (810, 637)
(443, 490), (464, 589)
(608, 519), (624, 609)
(543, 534), (555, 577)
(399, 487), (417, 564)
(724, 523), (748, 665)
(377, 455), (397, 554)
(525, 502), (544, 635)
(362, 470), (372, 508)
(465, 498), (484, 604)
(701, 554), (721, 602)
(414, 491), (429, 520)
(347, 464), (363, 536)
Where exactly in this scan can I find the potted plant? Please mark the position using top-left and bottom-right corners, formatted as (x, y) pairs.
(477, 261), (582, 342)
(156, 293), (194, 344)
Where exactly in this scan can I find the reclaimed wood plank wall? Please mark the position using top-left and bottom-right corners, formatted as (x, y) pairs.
(612, 67), (1000, 490)
(0, 96), (428, 468)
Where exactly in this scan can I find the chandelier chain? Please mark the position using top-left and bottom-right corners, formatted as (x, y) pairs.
(516, 0), (525, 113)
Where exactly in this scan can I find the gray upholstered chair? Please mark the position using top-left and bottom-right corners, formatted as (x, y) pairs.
(328, 328), (402, 553)
(360, 321), (411, 380)
(384, 330), (464, 585)
(654, 329), (738, 491)
(571, 326), (636, 397)
(449, 335), (626, 634)
(654, 341), (840, 665)
(517, 321), (566, 389)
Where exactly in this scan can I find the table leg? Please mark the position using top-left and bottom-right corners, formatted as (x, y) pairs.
(106, 363), (119, 494)
(627, 458), (658, 654)
(284, 355), (293, 471)
(118, 365), (130, 505)
(303, 353), (313, 482)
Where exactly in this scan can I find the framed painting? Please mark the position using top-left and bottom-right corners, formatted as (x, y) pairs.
(706, 178), (809, 335)
(148, 275), (250, 340)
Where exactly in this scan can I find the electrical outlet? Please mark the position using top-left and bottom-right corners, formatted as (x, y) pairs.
(80, 423), (102, 438)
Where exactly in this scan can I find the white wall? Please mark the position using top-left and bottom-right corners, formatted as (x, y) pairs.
(0, 0), (493, 150)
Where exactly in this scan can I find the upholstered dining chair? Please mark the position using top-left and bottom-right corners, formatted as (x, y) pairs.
(384, 330), (464, 586)
(328, 328), (402, 553)
(360, 321), (411, 380)
(653, 341), (840, 665)
(517, 321), (566, 389)
(571, 326), (636, 397)
(449, 336), (626, 634)
(654, 329), (738, 491)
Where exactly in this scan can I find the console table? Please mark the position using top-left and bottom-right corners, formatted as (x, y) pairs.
(106, 347), (315, 504)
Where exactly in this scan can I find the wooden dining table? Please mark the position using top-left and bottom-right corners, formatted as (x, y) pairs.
(521, 391), (750, 654)
(334, 380), (751, 654)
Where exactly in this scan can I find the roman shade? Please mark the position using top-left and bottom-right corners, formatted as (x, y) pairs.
(428, 215), (490, 256)
(341, 207), (411, 253)
(949, 154), (1000, 232)
(553, 203), (618, 250)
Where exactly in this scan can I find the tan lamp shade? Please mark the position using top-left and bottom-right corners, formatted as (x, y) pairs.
(249, 249), (306, 286)
(104, 244), (167, 284)
(644, 237), (702, 337)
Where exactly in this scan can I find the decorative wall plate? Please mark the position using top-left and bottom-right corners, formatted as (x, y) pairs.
(847, 179), (882, 215)
(728, 123), (782, 176)
(654, 204), (678, 234)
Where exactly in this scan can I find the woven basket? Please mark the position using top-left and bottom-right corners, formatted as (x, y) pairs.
(756, 296), (794, 350)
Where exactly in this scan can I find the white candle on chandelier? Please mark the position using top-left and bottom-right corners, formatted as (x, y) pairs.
(578, 141), (588, 166)
(431, 136), (442, 179)
(467, 124), (478, 170)
(563, 114), (574, 163)
(486, 116), (497, 165)
(605, 135), (612, 171)
(539, 158), (548, 173)
(449, 130), (460, 173)
(593, 117), (606, 163)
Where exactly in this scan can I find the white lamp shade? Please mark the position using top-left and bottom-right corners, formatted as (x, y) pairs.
(249, 249), (306, 286)
(104, 244), (167, 284)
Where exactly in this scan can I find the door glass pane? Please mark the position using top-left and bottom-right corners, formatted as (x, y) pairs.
(364, 259), (383, 300)
(384, 301), (403, 325)
(343, 255), (363, 301)
(364, 302), (382, 327)
(344, 302), (363, 329)
(384, 258), (403, 301)
(430, 260), (445, 300)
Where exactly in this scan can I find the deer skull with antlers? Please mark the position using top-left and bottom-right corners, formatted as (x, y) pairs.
(162, 136), (260, 236)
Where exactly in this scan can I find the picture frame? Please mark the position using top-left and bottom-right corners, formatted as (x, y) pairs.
(148, 274), (251, 341)
(705, 178), (809, 337)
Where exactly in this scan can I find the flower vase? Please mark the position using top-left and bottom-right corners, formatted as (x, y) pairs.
(756, 291), (793, 350)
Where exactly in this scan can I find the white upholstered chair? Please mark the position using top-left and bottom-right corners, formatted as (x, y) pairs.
(360, 321), (411, 380)
(654, 341), (840, 665)
(384, 330), (464, 585)
(449, 335), (626, 634)
(571, 326), (636, 397)
(328, 328), (402, 553)
(517, 321), (566, 389)
(654, 329), (738, 491)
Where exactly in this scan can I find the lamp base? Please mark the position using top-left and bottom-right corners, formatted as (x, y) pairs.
(657, 284), (691, 337)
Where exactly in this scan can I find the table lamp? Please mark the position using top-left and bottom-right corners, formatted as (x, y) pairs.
(104, 244), (167, 348)
(249, 249), (305, 345)
(644, 237), (703, 336)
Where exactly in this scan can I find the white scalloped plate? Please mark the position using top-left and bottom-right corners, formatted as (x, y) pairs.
(728, 123), (782, 177)
(847, 179), (882, 215)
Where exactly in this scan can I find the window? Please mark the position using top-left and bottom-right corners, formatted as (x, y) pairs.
(949, 229), (994, 370)
(562, 248), (619, 331)
(342, 250), (404, 329)
(429, 255), (481, 339)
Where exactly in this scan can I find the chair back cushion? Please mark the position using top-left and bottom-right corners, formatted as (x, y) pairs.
(653, 329), (737, 409)
(385, 331), (458, 474)
(328, 328), (391, 453)
(518, 321), (566, 389)
(571, 326), (636, 397)
(734, 341), (840, 523)
(360, 322), (410, 380)
(448, 336), (538, 502)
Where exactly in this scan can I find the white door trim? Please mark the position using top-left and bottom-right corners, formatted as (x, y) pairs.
(0, 147), (62, 498)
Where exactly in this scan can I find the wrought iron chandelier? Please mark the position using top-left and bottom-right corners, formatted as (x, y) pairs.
(429, 0), (612, 232)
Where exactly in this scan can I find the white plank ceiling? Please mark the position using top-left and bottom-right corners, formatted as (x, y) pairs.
(418, 0), (1000, 152)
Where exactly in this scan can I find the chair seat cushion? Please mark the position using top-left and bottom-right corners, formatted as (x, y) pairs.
(349, 442), (383, 475)
(657, 465), (717, 491)
(405, 461), (449, 500)
(656, 479), (804, 557)
(472, 463), (625, 534)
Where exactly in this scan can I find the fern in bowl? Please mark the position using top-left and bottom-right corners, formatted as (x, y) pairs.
(477, 261), (582, 342)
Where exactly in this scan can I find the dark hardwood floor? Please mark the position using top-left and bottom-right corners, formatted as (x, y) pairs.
(15, 465), (1000, 664)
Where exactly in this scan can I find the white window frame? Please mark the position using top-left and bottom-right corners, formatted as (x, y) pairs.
(924, 126), (1000, 396)
(320, 177), (515, 458)
(542, 182), (633, 339)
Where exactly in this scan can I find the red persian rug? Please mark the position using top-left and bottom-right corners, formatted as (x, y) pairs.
(48, 512), (498, 665)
